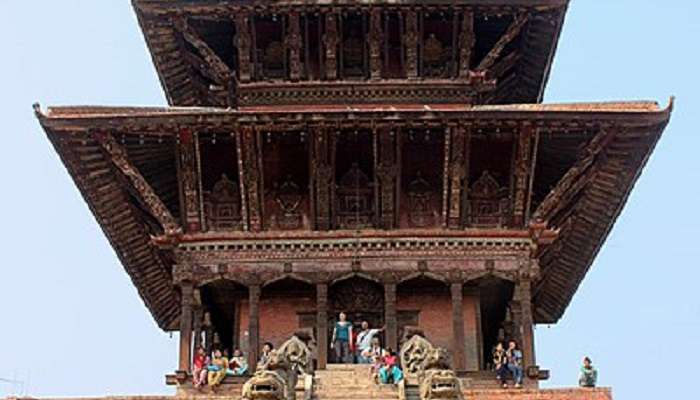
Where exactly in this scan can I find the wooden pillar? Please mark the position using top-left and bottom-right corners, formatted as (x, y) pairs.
(368, 8), (382, 80)
(248, 284), (261, 372)
(376, 129), (399, 229)
(234, 12), (253, 82)
(404, 9), (419, 79)
(288, 11), (302, 81)
(444, 125), (470, 229)
(178, 281), (194, 373)
(311, 127), (335, 230)
(450, 282), (466, 371)
(316, 283), (329, 370)
(516, 278), (536, 368)
(512, 124), (535, 227)
(193, 307), (203, 350)
(323, 12), (338, 80)
(384, 283), (398, 351)
(458, 9), (475, 79)
(236, 126), (264, 232)
(204, 311), (214, 353)
(177, 129), (203, 232)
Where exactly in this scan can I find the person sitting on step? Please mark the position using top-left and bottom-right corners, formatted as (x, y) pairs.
(492, 342), (508, 388)
(207, 349), (228, 388)
(578, 356), (598, 388)
(227, 348), (248, 376)
(192, 346), (209, 388)
(259, 342), (274, 367)
(378, 348), (404, 385)
(331, 312), (353, 363)
(505, 340), (524, 388)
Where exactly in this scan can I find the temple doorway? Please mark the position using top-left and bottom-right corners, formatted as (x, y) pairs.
(328, 276), (384, 363)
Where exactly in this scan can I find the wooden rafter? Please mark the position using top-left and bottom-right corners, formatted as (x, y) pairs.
(95, 132), (180, 234)
(476, 13), (528, 72)
(173, 18), (231, 85)
(236, 126), (264, 231)
(532, 128), (617, 222)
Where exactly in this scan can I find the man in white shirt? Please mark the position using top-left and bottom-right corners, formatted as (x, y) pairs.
(355, 321), (384, 363)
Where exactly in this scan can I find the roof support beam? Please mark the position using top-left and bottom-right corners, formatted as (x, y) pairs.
(173, 18), (231, 85)
(533, 128), (617, 223)
(375, 127), (400, 229)
(476, 13), (528, 72)
(95, 132), (180, 234)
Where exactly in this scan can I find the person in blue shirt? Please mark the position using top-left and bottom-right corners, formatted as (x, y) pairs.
(331, 312), (353, 363)
(506, 340), (524, 388)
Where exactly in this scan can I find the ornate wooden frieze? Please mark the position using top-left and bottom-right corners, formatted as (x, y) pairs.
(95, 132), (180, 235)
(175, 236), (532, 266)
(311, 126), (336, 230)
(512, 124), (535, 227)
(323, 12), (339, 80)
(403, 9), (419, 79)
(458, 9), (475, 79)
(236, 126), (264, 231)
(234, 12), (253, 82)
(444, 126), (471, 229)
(287, 11), (303, 81)
(375, 129), (399, 229)
(368, 8), (383, 80)
(177, 129), (202, 232)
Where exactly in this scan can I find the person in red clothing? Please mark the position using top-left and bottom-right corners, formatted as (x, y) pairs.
(192, 346), (208, 388)
(378, 348), (403, 384)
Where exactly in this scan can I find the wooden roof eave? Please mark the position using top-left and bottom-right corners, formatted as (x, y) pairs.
(531, 103), (672, 323)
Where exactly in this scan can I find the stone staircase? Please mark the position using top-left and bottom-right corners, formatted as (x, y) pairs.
(313, 364), (399, 400)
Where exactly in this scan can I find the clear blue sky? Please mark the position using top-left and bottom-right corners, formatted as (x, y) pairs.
(0, 1), (697, 399)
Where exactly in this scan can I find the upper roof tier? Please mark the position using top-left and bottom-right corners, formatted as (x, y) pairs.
(133, 0), (569, 107)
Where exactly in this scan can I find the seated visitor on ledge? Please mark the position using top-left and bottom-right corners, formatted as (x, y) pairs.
(192, 346), (209, 388)
(227, 349), (248, 376)
(207, 349), (228, 387)
(506, 340), (524, 388)
(579, 357), (598, 388)
(492, 342), (508, 388)
(378, 348), (404, 385)
(259, 342), (274, 366)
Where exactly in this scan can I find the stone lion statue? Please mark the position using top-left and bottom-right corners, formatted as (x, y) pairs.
(243, 335), (313, 400)
(399, 334), (463, 400)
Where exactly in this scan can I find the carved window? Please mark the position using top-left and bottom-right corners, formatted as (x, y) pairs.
(336, 163), (374, 229)
(203, 174), (242, 230)
(468, 171), (510, 228)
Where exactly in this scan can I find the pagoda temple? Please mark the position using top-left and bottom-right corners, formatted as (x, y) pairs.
(35, 1), (670, 399)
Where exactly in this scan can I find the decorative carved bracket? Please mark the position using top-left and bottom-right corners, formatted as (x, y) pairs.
(95, 132), (180, 235)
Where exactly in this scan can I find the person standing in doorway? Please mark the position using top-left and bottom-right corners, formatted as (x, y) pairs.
(356, 321), (384, 364)
(331, 312), (353, 363)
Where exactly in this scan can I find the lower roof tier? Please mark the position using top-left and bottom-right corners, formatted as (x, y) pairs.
(36, 100), (672, 329)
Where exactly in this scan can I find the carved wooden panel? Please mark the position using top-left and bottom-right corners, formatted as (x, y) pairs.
(336, 163), (374, 229)
(311, 127), (335, 230)
(469, 171), (510, 228)
(236, 127), (264, 231)
(203, 174), (242, 231)
(288, 11), (302, 81)
(445, 126), (470, 229)
(376, 129), (399, 229)
(369, 8), (383, 80)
